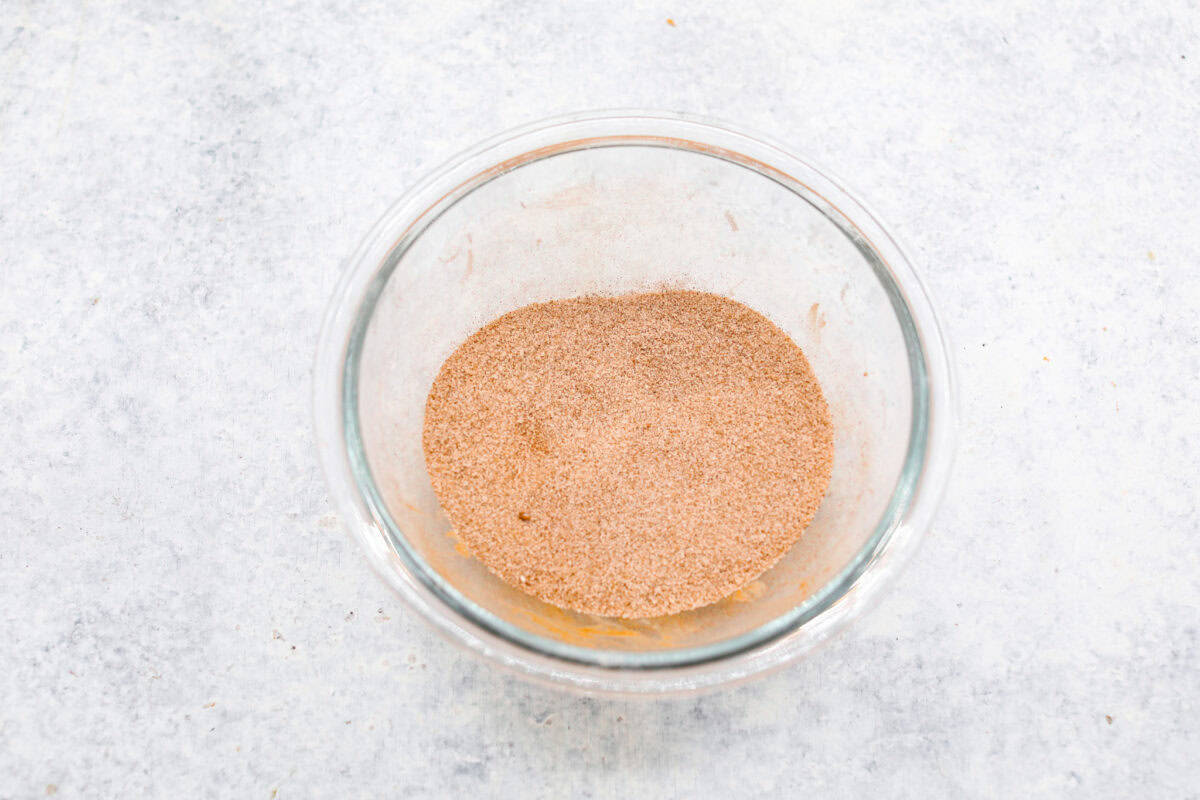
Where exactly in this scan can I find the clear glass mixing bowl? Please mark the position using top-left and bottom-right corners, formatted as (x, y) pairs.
(314, 111), (955, 694)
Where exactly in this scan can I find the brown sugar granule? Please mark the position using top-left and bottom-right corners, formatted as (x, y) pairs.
(422, 290), (834, 618)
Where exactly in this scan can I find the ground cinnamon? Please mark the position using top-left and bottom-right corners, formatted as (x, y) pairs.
(422, 290), (833, 618)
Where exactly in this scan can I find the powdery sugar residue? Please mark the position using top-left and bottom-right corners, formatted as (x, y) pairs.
(422, 290), (834, 619)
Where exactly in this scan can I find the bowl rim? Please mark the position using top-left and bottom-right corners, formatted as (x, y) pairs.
(314, 109), (957, 693)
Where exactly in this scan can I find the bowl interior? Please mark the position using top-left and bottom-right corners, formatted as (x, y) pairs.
(352, 142), (915, 659)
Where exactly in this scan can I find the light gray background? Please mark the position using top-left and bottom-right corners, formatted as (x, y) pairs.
(2, 1), (1197, 797)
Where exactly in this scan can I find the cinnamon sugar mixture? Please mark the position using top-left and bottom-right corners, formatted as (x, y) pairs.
(422, 291), (833, 618)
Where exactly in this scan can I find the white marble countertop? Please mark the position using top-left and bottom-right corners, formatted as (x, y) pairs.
(2, 2), (1197, 797)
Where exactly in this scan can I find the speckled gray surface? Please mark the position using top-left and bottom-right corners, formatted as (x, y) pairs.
(2, 1), (1198, 797)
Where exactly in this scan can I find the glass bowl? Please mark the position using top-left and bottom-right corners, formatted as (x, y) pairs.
(314, 111), (955, 694)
